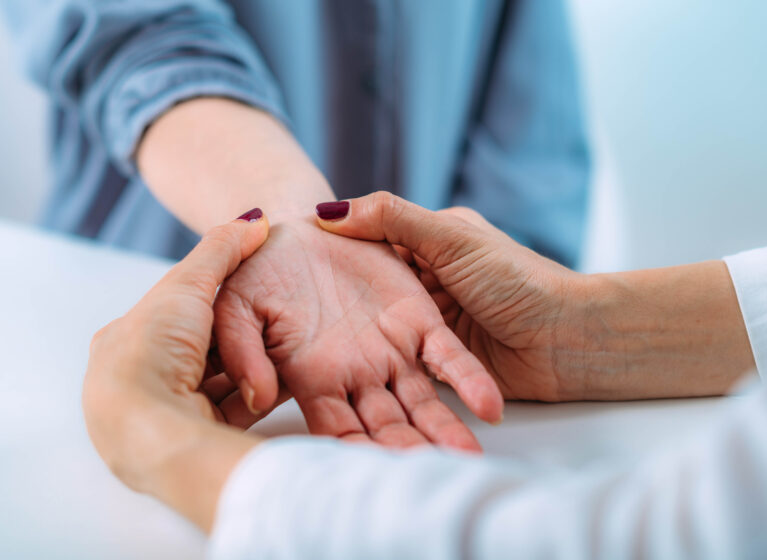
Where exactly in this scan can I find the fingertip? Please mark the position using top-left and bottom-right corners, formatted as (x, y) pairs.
(315, 200), (350, 222)
(241, 369), (279, 413)
(233, 207), (270, 253)
(315, 201), (353, 237)
(422, 326), (504, 424)
(475, 383), (505, 425)
(452, 372), (505, 425)
(249, 214), (270, 250)
(440, 429), (483, 454)
(453, 440), (483, 455)
(236, 207), (264, 223)
(239, 381), (261, 415)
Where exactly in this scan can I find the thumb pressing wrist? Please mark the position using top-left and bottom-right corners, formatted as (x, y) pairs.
(315, 192), (482, 269)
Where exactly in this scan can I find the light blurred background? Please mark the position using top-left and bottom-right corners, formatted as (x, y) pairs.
(0, 1), (765, 271)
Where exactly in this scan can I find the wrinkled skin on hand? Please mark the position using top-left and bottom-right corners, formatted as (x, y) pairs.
(213, 218), (504, 451)
(398, 207), (584, 403)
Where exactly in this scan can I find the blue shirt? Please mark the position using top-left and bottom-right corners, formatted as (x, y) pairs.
(3, 0), (590, 266)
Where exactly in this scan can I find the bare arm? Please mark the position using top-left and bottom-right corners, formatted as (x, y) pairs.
(571, 261), (755, 399)
(317, 192), (756, 401)
(135, 98), (503, 448)
(136, 97), (335, 231)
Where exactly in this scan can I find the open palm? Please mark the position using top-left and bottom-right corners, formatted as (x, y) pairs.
(213, 218), (503, 451)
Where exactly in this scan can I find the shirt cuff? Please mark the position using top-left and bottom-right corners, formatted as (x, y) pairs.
(724, 247), (767, 378)
(206, 436), (514, 560)
(207, 436), (337, 560)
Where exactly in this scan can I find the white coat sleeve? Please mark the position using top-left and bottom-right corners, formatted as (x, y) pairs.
(208, 387), (767, 559)
(725, 247), (767, 378)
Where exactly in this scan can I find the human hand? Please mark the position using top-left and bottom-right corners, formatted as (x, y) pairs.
(83, 212), (283, 530)
(318, 193), (756, 402)
(316, 193), (590, 402)
(214, 216), (504, 451)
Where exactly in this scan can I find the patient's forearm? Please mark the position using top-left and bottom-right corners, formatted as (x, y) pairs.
(569, 260), (755, 399)
(137, 97), (334, 233)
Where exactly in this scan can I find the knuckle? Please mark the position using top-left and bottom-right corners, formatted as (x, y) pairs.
(371, 190), (395, 215)
(373, 190), (406, 225)
(89, 319), (120, 354)
(204, 225), (239, 252)
(441, 206), (484, 228)
(452, 206), (482, 221)
(371, 190), (394, 204)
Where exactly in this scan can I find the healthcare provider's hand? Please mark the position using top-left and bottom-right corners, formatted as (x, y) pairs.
(83, 212), (281, 531)
(317, 192), (754, 401)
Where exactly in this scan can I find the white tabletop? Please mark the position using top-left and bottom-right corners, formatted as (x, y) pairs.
(0, 220), (738, 559)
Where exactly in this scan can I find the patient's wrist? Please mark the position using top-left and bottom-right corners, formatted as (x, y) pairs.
(137, 96), (336, 233)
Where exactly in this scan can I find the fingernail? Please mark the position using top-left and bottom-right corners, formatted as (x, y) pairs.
(316, 201), (349, 221)
(237, 208), (263, 222)
(491, 413), (504, 426)
(241, 381), (260, 413)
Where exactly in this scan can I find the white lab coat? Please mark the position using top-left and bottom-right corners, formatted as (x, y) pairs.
(208, 248), (767, 559)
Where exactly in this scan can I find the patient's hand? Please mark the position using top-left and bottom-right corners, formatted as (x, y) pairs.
(214, 218), (504, 451)
(316, 193), (587, 402)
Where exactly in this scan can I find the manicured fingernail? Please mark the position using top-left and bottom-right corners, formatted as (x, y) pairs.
(237, 208), (263, 222)
(491, 413), (504, 426)
(316, 201), (349, 221)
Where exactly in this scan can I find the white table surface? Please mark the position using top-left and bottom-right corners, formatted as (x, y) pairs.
(0, 220), (739, 559)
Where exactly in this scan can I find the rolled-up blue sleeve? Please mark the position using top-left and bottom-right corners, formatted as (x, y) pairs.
(2, 0), (289, 175)
(452, 0), (591, 268)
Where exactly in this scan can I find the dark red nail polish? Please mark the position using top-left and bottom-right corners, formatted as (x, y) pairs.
(316, 201), (350, 221)
(237, 208), (263, 222)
